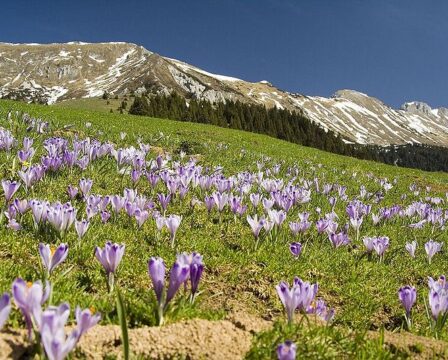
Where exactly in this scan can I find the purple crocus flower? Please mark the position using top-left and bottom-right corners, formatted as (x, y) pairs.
(17, 148), (34, 163)
(40, 303), (79, 360)
(247, 214), (264, 239)
(212, 192), (228, 212)
(262, 198), (274, 211)
(166, 255), (190, 305)
(250, 193), (262, 208)
(101, 210), (111, 223)
(12, 278), (51, 339)
(165, 215), (182, 248)
(95, 242), (125, 291)
(2, 180), (20, 202)
(289, 222), (301, 237)
(425, 240), (442, 264)
(427, 276), (448, 321)
(75, 306), (101, 339)
(294, 277), (318, 311)
(14, 198), (29, 214)
(189, 252), (204, 298)
(307, 299), (335, 323)
(398, 285), (416, 322)
(349, 216), (363, 232)
(289, 242), (302, 258)
(157, 193), (171, 213)
(78, 178), (92, 197)
(372, 236), (390, 258)
(135, 209), (150, 228)
(75, 219), (90, 240)
(363, 237), (375, 252)
(316, 219), (327, 233)
(39, 243), (69, 275)
(7, 218), (21, 231)
(268, 209), (286, 227)
(277, 340), (297, 360)
(276, 280), (300, 323)
(148, 257), (166, 304)
(329, 232), (350, 248)
(111, 195), (126, 214)
(204, 195), (215, 213)
(0, 293), (11, 330)
(131, 169), (141, 184)
(405, 241), (417, 258)
(148, 255), (190, 325)
(95, 242), (125, 274)
(67, 186), (78, 200)
(17, 167), (38, 190)
(39, 302), (100, 360)
(428, 287), (448, 320)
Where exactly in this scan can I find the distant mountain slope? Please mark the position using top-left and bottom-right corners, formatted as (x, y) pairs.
(1, 41), (448, 147)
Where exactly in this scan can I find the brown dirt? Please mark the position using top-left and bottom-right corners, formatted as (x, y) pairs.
(2, 316), (448, 359)
(0, 317), (256, 360)
(368, 330), (448, 359)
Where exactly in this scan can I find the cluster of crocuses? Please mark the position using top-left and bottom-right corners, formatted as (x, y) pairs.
(276, 277), (334, 324)
(0, 234), (204, 358)
(3, 196), (78, 235)
(363, 236), (390, 260)
(94, 241), (204, 324)
(3, 116), (448, 261)
(149, 252), (204, 324)
(0, 239), (99, 359)
(0, 127), (16, 153)
(398, 275), (448, 333)
(1, 278), (101, 360)
(3, 175), (185, 247)
(405, 239), (443, 264)
(4, 120), (448, 261)
(8, 112), (49, 134)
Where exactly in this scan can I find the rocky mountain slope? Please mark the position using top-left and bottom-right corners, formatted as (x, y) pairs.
(1, 41), (447, 147)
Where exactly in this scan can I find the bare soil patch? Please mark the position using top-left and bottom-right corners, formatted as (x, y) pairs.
(0, 318), (253, 359)
(2, 316), (448, 359)
(369, 330), (448, 359)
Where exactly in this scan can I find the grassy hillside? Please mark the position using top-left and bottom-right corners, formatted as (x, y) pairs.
(1, 99), (448, 358)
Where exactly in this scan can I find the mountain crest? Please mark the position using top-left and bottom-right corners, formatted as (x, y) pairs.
(1, 42), (448, 147)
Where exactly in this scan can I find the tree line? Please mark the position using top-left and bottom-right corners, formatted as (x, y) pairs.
(129, 93), (448, 172)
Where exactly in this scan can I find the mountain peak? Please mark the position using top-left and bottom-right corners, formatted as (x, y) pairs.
(1, 42), (448, 147)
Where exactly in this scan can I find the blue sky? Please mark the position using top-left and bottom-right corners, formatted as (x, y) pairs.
(2, 0), (447, 108)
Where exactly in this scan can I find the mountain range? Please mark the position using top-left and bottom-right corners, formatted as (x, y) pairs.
(1, 41), (447, 147)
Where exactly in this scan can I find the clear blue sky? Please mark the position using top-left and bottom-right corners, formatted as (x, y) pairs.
(2, 0), (447, 108)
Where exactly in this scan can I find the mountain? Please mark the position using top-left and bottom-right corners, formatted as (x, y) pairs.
(1, 41), (448, 147)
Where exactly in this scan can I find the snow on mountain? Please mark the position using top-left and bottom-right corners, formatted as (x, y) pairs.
(1, 41), (448, 147)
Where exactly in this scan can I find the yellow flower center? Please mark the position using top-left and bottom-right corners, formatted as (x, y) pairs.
(90, 306), (96, 314)
(50, 246), (56, 256)
(26, 281), (33, 288)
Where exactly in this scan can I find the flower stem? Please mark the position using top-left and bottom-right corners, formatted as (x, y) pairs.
(108, 272), (115, 293)
(157, 304), (164, 326)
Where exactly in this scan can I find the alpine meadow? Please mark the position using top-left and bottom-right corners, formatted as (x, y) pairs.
(2, 1), (448, 358)
(1, 98), (448, 358)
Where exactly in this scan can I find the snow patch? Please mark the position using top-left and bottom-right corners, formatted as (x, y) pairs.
(168, 58), (241, 82)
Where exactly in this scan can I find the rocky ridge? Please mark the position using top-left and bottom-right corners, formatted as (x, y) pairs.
(1, 41), (448, 146)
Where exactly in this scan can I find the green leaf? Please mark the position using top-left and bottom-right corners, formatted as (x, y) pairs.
(116, 288), (130, 360)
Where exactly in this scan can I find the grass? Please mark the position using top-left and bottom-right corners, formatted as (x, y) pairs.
(57, 97), (129, 114)
(1, 98), (448, 358)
